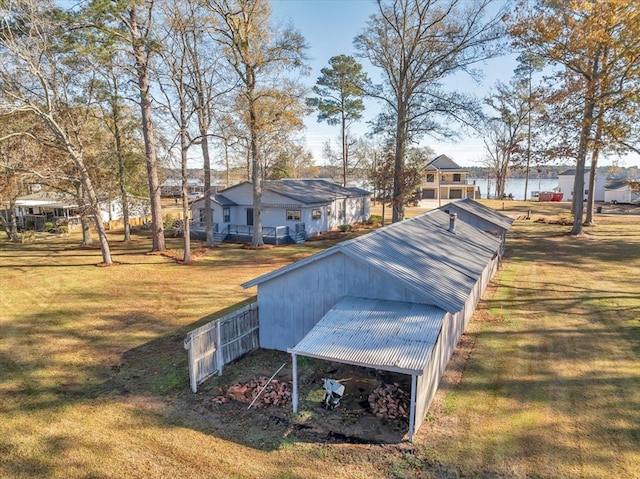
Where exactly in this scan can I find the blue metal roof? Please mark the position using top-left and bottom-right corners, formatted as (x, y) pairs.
(263, 179), (370, 204)
(440, 198), (514, 231)
(242, 202), (505, 313)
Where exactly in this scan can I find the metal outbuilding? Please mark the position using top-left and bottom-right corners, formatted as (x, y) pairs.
(242, 201), (513, 440)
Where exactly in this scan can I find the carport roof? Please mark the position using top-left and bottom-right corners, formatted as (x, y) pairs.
(287, 296), (446, 376)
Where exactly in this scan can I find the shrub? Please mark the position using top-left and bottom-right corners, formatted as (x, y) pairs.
(367, 215), (382, 225)
(338, 224), (352, 232)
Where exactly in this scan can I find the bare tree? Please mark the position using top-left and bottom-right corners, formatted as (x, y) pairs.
(354, 0), (506, 222)
(0, 1), (113, 264)
(482, 79), (530, 199)
(203, 0), (308, 247)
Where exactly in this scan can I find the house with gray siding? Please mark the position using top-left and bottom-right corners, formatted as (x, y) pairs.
(242, 201), (512, 440)
(191, 178), (370, 243)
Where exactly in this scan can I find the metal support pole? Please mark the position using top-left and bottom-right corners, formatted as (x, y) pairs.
(408, 374), (417, 442)
(292, 353), (298, 414)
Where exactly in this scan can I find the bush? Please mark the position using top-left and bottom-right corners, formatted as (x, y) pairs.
(367, 215), (382, 225)
(45, 221), (56, 232)
(338, 224), (352, 232)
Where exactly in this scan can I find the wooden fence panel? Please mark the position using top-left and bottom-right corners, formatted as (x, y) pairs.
(184, 301), (259, 393)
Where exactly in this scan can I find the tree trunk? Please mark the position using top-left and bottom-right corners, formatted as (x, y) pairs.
(571, 96), (597, 234)
(342, 111), (347, 187)
(392, 102), (407, 223)
(584, 112), (603, 227)
(201, 129), (214, 247)
(248, 86), (264, 247)
(129, 8), (165, 252)
(112, 97), (131, 242)
(76, 182), (93, 246)
(76, 162), (113, 264)
(181, 129), (191, 263)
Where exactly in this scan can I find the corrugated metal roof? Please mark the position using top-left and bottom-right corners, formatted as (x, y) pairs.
(288, 296), (446, 375)
(242, 203), (504, 313)
(441, 198), (514, 231)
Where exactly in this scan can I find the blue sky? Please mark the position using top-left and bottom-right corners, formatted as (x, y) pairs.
(271, 0), (639, 169)
(271, 0), (517, 167)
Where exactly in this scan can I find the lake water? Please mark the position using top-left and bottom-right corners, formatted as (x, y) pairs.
(469, 178), (560, 200)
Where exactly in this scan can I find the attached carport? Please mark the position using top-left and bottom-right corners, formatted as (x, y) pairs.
(288, 296), (447, 442)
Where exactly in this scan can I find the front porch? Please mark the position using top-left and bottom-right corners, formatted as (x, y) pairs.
(189, 222), (306, 245)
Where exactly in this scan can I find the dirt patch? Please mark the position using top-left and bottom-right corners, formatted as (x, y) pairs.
(194, 351), (412, 445)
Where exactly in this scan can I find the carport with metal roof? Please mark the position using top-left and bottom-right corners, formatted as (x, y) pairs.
(288, 296), (447, 441)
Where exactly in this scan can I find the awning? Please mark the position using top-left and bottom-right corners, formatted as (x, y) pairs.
(287, 296), (447, 442)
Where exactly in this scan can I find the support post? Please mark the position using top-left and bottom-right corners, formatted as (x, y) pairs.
(292, 353), (298, 414)
(187, 335), (197, 393)
(408, 374), (417, 442)
(216, 319), (223, 376)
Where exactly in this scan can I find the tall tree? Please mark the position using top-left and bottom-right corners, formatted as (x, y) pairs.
(510, 0), (640, 235)
(87, 0), (167, 251)
(203, 0), (308, 247)
(354, 0), (506, 222)
(308, 54), (369, 186)
(0, 1), (113, 264)
(482, 79), (530, 199)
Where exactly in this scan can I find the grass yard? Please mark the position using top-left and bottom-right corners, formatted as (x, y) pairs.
(1, 203), (639, 478)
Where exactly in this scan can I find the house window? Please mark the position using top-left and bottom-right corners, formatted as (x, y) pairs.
(286, 209), (301, 221)
(453, 173), (461, 182)
(338, 201), (346, 220)
(223, 207), (230, 223)
(426, 173), (435, 183)
(312, 208), (321, 220)
(360, 199), (365, 215)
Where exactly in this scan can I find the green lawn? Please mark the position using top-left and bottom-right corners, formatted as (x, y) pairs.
(1, 206), (638, 478)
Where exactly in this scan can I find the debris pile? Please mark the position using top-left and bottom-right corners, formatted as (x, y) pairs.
(368, 383), (410, 419)
(212, 377), (292, 408)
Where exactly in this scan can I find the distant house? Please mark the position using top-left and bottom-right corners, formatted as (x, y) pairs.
(420, 155), (479, 201)
(604, 180), (640, 204)
(160, 178), (208, 198)
(190, 178), (371, 244)
(241, 200), (512, 440)
(557, 168), (606, 202)
(10, 192), (150, 232)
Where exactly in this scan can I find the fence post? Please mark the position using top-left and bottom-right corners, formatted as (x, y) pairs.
(216, 319), (223, 376)
(187, 334), (198, 393)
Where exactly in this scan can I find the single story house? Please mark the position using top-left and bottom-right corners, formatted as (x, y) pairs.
(439, 198), (514, 255)
(604, 180), (640, 204)
(242, 200), (512, 440)
(557, 168), (606, 202)
(420, 155), (480, 201)
(9, 192), (150, 232)
(190, 178), (371, 244)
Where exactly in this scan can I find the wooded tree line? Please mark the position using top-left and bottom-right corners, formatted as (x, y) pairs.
(1, 0), (639, 264)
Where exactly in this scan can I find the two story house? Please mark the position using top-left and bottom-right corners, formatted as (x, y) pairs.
(420, 155), (479, 201)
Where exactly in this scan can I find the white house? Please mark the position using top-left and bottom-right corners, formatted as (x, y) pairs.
(604, 180), (640, 204)
(10, 192), (150, 231)
(190, 179), (371, 244)
(557, 168), (606, 202)
(241, 200), (512, 440)
(420, 155), (480, 201)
